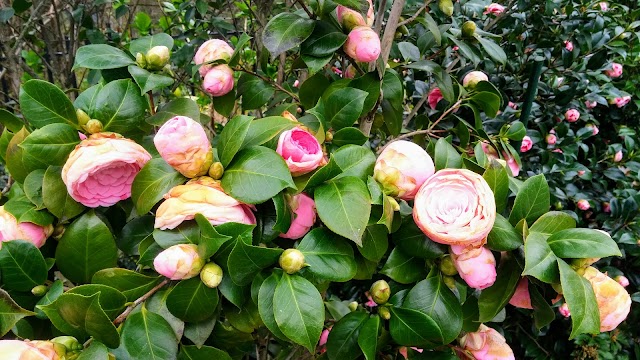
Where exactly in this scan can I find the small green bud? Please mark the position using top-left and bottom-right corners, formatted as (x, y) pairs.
(200, 262), (224, 288)
(378, 306), (391, 320)
(348, 301), (359, 312)
(51, 336), (82, 351)
(462, 21), (477, 38)
(555, 201), (563, 210)
(76, 109), (91, 126)
(135, 52), (147, 68)
(31, 285), (48, 296)
(325, 131), (333, 142)
(438, 0), (454, 16)
(208, 162), (224, 180)
(146, 46), (171, 70)
(84, 119), (103, 134)
(369, 280), (391, 305)
(279, 249), (305, 274)
(440, 255), (458, 276)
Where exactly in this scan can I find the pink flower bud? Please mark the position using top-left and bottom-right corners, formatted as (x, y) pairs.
(399, 347), (424, 359)
(280, 193), (316, 239)
(276, 127), (325, 176)
(520, 136), (533, 152)
(0, 340), (61, 360)
(585, 100), (597, 109)
(155, 116), (213, 178)
(452, 46), (460, 51)
(318, 327), (331, 353)
(462, 71), (489, 89)
(336, 0), (374, 30)
(552, 148), (563, 154)
(343, 26), (381, 63)
(612, 96), (631, 108)
(614, 150), (623, 162)
(194, 39), (234, 77)
(565, 109), (580, 122)
(504, 152), (520, 177)
(202, 64), (234, 97)
(451, 246), (497, 290)
(585, 123), (599, 135)
(583, 266), (631, 331)
(564, 40), (574, 51)
(577, 199), (590, 210)
(459, 324), (515, 360)
(577, 170), (586, 176)
(483, 3), (505, 15)
(603, 202), (611, 213)
(374, 140), (435, 200)
(293, 80), (300, 87)
(604, 62), (623, 78)
(546, 134), (557, 145)
(153, 244), (205, 280)
(332, 67), (343, 76)
(615, 275), (630, 288)
(599, 1), (608, 11)
(559, 303), (571, 317)
(508, 278), (533, 309)
(428, 87), (444, 109)
(508, 101), (517, 109)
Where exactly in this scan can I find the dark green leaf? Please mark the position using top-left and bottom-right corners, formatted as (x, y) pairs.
(66, 284), (127, 320)
(237, 73), (275, 110)
(178, 345), (232, 360)
(434, 138), (462, 170)
(42, 166), (85, 221)
(129, 33), (174, 55)
(326, 311), (368, 360)
(558, 260), (600, 338)
(19, 80), (78, 128)
(92, 268), (162, 303)
(228, 240), (283, 285)
(241, 116), (296, 148)
(380, 248), (427, 284)
(357, 316), (380, 360)
(129, 66), (175, 94)
(120, 306), (178, 360)
(482, 160), (509, 213)
(315, 177), (371, 244)
(93, 79), (148, 134)
(132, 158), (186, 214)
(486, 214), (522, 251)
(217, 115), (253, 168)
(522, 232), (559, 283)
(0, 109), (25, 132)
(547, 229), (621, 258)
(332, 145), (376, 181)
(509, 174), (550, 226)
(166, 277), (219, 322)
(300, 73), (331, 109)
(0, 240), (47, 291)
(195, 214), (232, 259)
(0, 289), (34, 336)
(74, 44), (135, 69)
(478, 255), (522, 322)
(258, 272), (287, 339)
(324, 88), (368, 130)
(262, 13), (316, 56)
(300, 21), (347, 57)
(332, 127), (368, 147)
(529, 211), (576, 236)
(297, 228), (357, 282)
(146, 98), (201, 126)
(389, 307), (439, 347)
(358, 224), (388, 262)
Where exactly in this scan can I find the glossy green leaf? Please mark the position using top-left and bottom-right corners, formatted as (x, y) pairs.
(120, 306), (178, 360)
(143, 289), (185, 340)
(23, 169), (45, 209)
(228, 240), (283, 285)
(300, 21), (347, 57)
(77, 342), (110, 360)
(92, 268), (162, 302)
(74, 44), (135, 69)
(0, 109), (25, 132)
(482, 159), (509, 212)
(478, 255), (522, 322)
(183, 314), (218, 347)
(216, 115), (252, 168)
(258, 272), (287, 339)
(381, 248), (427, 284)
(547, 229), (621, 258)
(5, 128), (45, 183)
(558, 260), (600, 338)
(166, 277), (219, 322)
(153, 222), (200, 248)
(522, 232), (559, 283)
(262, 13), (316, 56)
(129, 66), (175, 94)
(434, 138), (462, 170)
(131, 158), (186, 214)
(297, 228), (357, 282)
(0, 240), (47, 291)
(509, 174), (550, 226)
(93, 79), (148, 134)
(66, 284), (127, 320)
(315, 177), (371, 244)
(530, 285), (555, 330)
(195, 214), (232, 258)
(332, 127), (368, 147)
(326, 311), (368, 360)
(42, 166), (85, 221)
(324, 88), (368, 130)
(477, 37), (507, 65)
(35, 280), (64, 319)
(129, 33), (174, 55)
(357, 316), (380, 360)
(393, 219), (445, 260)
(0, 289), (35, 336)
(300, 73), (331, 109)
(358, 224), (389, 262)
(178, 345), (232, 360)
(19, 123), (80, 165)
(486, 214), (522, 251)
(146, 98), (201, 126)
(271, 192), (292, 234)
(236, 73), (275, 110)
(242, 116), (296, 148)
(332, 145), (376, 181)
(529, 211), (576, 236)
(389, 307), (439, 347)
(19, 80), (78, 128)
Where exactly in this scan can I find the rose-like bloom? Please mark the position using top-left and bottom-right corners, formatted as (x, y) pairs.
(280, 193), (316, 239)
(615, 275), (630, 287)
(585, 100), (597, 109)
(0, 340), (60, 360)
(564, 40), (574, 51)
(413, 169), (496, 246)
(62, 133), (151, 208)
(428, 87), (444, 109)
(577, 199), (590, 210)
(343, 26), (381, 63)
(0, 206), (53, 248)
(546, 134), (557, 145)
(155, 177), (256, 230)
(154, 244), (205, 280)
(605, 62), (623, 78)
(582, 266), (631, 331)
(585, 124), (599, 135)
(276, 127), (325, 176)
(202, 64), (234, 97)
(614, 150), (623, 162)
(462, 71), (489, 89)
(459, 324), (515, 360)
(559, 303), (571, 317)
(336, 0), (374, 30)
(194, 39), (234, 77)
(565, 109), (580, 122)
(599, 1), (608, 10)
(154, 116), (212, 178)
(508, 278), (533, 309)
(520, 136), (533, 152)
(451, 246), (497, 290)
(483, 3), (505, 15)
(612, 96), (631, 108)
(374, 140), (435, 200)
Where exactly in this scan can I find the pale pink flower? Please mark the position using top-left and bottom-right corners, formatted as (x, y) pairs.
(280, 193), (316, 239)
(577, 199), (590, 210)
(484, 3), (505, 15)
(583, 266), (631, 331)
(613, 96), (631, 108)
(374, 140), (435, 200)
(615, 275), (630, 288)
(520, 136), (533, 152)
(194, 39), (234, 77)
(564, 40), (574, 51)
(559, 303), (571, 317)
(585, 100), (597, 109)
(586, 124), (599, 135)
(605, 62), (623, 78)
(0, 207), (53, 249)
(546, 134), (557, 145)
(154, 244), (205, 280)
(599, 2), (608, 11)
(459, 324), (515, 360)
(154, 116), (212, 178)
(343, 26), (381, 63)
(202, 64), (234, 97)
(614, 150), (623, 162)
(451, 246), (497, 290)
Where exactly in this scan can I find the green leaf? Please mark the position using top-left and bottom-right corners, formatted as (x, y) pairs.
(300, 21), (347, 57)
(403, 275), (463, 344)
(241, 116), (296, 148)
(183, 314), (218, 347)
(477, 37), (507, 65)
(178, 345), (232, 360)
(195, 214), (232, 258)
(229, 33), (252, 66)
(23, 169), (45, 209)
(315, 177), (371, 244)
(358, 224), (389, 262)
(389, 307), (439, 347)
(74, 83), (103, 116)
(461, 296), (480, 332)
(357, 316), (380, 360)
(236, 73), (275, 110)
(228, 240), (283, 285)
(166, 277), (219, 322)
(0, 240), (47, 291)
(43, 166), (85, 221)
(333, 145), (376, 181)
(217, 115), (253, 168)
(221, 146), (295, 204)
(478, 255), (522, 322)
(324, 88), (368, 130)
(55, 211), (118, 284)
(120, 306), (178, 360)
(297, 228), (357, 282)
(470, 92), (501, 118)
(19, 80), (78, 128)
(212, 90), (236, 118)
(129, 33), (174, 55)
(73, 44), (135, 69)
(398, 42), (420, 62)
(434, 138), (462, 170)
(522, 232), (559, 283)
(271, 192), (292, 234)
(393, 219), (445, 260)
(66, 284), (127, 320)
(5, 128), (46, 183)
(333, 0), (370, 12)
(558, 260), (600, 338)
(529, 211), (576, 236)
(326, 311), (368, 360)
(482, 159), (509, 213)
(350, 72), (381, 117)
(486, 214), (522, 251)
(93, 79), (148, 134)
(3, 196), (53, 225)
(547, 229), (621, 258)
(0, 109), (25, 132)
(273, 273), (324, 352)
(92, 268), (162, 302)
(262, 13), (316, 57)
(153, 222), (200, 248)
(505, 121), (526, 140)
(132, 158), (186, 214)
(35, 280), (64, 319)
(332, 127), (368, 147)
(0, 289), (35, 336)
(258, 272), (287, 340)
(77, 342), (110, 360)
(129, 66), (175, 94)
(300, 73), (331, 109)
(509, 174), (550, 226)
(146, 289), (186, 340)
(530, 285), (555, 330)
(380, 248), (427, 284)
(146, 98), (201, 126)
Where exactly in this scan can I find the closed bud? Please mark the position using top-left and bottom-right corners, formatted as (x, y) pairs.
(370, 280), (391, 305)
(348, 301), (359, 311)
(325, 131), (333, 142)
(154, 244), (205, 280)
(31, 285), (48, 296)
(76, 109), (90, 125)
(136, 52), (147, 68)
(200, 262), (224, 288)
(51, 336), (82, 351)
(378, 306), (391, 320)
(53, 224), (65, 239)
(440, 255), (458, 276)
(208, 162), (224, 180)
(462, 71), (489, 89)
(84, 119), (103, 134)
(279, 248), (305, 274)
(438, 0), (454, 16)
(462, 21), (477, 38)
(146, 46), (170, 70)
(571, 257), (600, 271)
(281, 110), (298, 122)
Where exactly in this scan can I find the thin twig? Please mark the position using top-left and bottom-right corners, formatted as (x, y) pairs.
(516, 323), (551, 358)
(113, 278), (169, 325)
(397, 1), (430, 28)
(402, 93), (428, 128)
(294, 0), (314, 18)
(148, 92), (156, 115)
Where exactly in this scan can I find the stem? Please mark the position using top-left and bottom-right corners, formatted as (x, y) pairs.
(377, 0), (406, 75)
(295, 0), (315, 18)
(148, 92), (156, 115)
(397, 1), (430, 28)
(402, 92), (429, 128)
(113, 278), (169, 325)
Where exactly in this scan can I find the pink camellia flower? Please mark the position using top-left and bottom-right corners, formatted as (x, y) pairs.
(155, 177), (256, 230)
(459, 324), (515, 360)
(582, 266), (631, 331)
(62, 133), (151, 208)
(615, 275), (630, 288)
(153, 244), (205, 280)
(451, 246), (497, 290)
(428, 87), (444, 109)
(483, 3), (505, 15)
(605, 62), (623, 78)
(480, 142), (520, 176)
(585, 100), (597, 109)
(0, 340), (61, 360)
(462, 71), (489, 89)
(318, 327), (331, 353)
(546, 134), (557, 145)
(280, 193), (316, 239)
(453, 46), (460, 51)
(413, 169), (496, 247)
(565, 109), (580, 122)
(293, 80), (300, 88)
(577, 199), (590, 210)
(276, 127), (325, 176)
(202, 64), (235, 97)
(374, 140), (435, 200)
(599, 1), (608, 10)
(586, 123), (599, 135)
(336, 0), (374, 30)
(508, 101), (517, 109)
(603, 202), (611, 213)
(504, 152), (520, 176)
(564, 40), (574, 51)
(559, 303), (571, 317)
(399, 347), (424, 359)
(614, 150), (623, 162)
(0, 206), (53, 249)
(194, 39), (234, 77)
(612, 96), (631, 108)
(520, 136), (533, 152)
(154, 116), (213, 178)
(508, 278), (533, 309)
(343, 26), (381, 63)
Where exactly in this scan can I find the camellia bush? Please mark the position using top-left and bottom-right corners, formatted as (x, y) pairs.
(0, 0), (636, 359)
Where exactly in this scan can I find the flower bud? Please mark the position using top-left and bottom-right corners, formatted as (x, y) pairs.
(374, 140), (435, 200)
(325, 131), (334, 142)
(194, 39), (234, 77)
(604, 62), (623, 78)
(546, 134), (557, 145)
(202, 64), (235, 97)
(200, 262), (224, 288)
(438, 0), (454, 16)
(76, 109), (90, 126)
(520, 135), (533, 152)
(208, 162), (224, 180)
(146, 46), (170, 70)
(136, 52), (147, 68)
(585, 100), (597, 109)
(564, 40), (574, 51)
(337, 6), (367, 31)
(565, 109), (580, 122)
(559, 303), (571, 317)
(369, 280), (391, 305)
(155, 116), (213, 178)
(428, 87), (444, 109)
(508, 278), (533, 309)
(576, 199), (590, 211)
(378, 306), (391, 320)
(279, 248), (305, 274)
(462, 71), (489, 89)
(440, 255), (458, 276)
(451, 246), (497, 290)
(51, 336), (82, 351)
(583, 266), (631, 331)
(348, 301), (359, 311)
(459, 324), (515, 360)
(614, 150), (623, 162)
(84, 119), (103, 134)
(344, 26), (381, 63)
(462, 21), (477, 38)
(153, 244), (205, 280)
(31, 285), (48, 296)
(280, 193), (316, 239)
(483, 3), (505, 15)
(615, 275), (630, 287)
